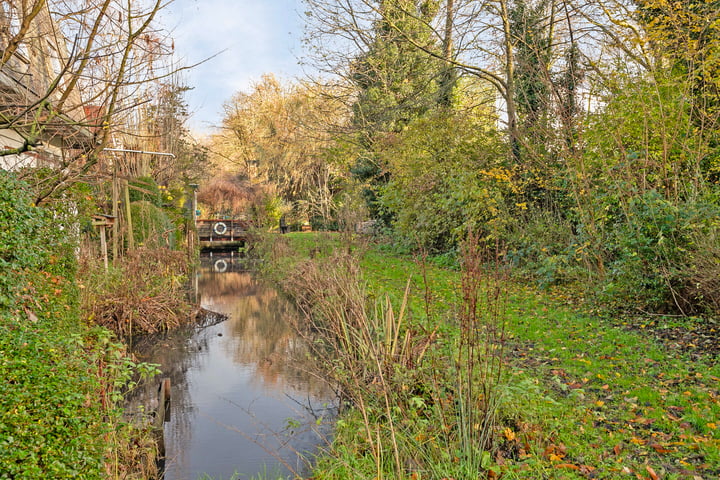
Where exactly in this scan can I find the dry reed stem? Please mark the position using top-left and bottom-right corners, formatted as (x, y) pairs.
(279, 235), (511, 477)
(80, 247), (193, 338)
(456, 233), (510, 461)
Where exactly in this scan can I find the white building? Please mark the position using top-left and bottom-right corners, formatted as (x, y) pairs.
(0, 1), (95, 171)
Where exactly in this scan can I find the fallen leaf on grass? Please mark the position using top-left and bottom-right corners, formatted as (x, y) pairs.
(579, 465), (597, 475)
(650, 443), (674, 454)
(645, 465), (659, 480)
(24, 308), (38, 323)
(630, 417), (656, 425)
(543, 443), (567, 461)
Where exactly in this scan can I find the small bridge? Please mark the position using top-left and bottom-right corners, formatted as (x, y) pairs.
(197, 219), (250, 251)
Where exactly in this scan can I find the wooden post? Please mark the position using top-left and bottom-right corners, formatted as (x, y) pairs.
(112, 174), (118, 260)
(154, 377), (171, 426)
(188, 184), (199, 260)
(153, 377), (171, 459)
(123, 179), (135, 251)
(93, 215), (115, 271)
(99, 226), (108, 271)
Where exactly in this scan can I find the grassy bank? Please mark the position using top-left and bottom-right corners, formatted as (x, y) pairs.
(264, 232), (719, 479)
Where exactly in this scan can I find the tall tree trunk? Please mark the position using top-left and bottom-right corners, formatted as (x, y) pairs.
(500, 0), (522, 164)
(439, 0), (456, 107)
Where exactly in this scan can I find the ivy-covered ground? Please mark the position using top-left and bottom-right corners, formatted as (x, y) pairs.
(0, 171), (141, 479)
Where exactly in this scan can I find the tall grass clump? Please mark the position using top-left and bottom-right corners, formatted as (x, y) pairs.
(274, 232), (510, 479)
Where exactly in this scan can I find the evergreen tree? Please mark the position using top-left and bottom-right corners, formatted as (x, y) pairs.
(349, 0), (444, 219)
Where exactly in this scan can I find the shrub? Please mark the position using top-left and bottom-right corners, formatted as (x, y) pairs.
(379, 111), (508, 253)
(0, 172), (49, 306)
(130, 200), (176, 249)
(129, 176), (162, 206)
(505, 204), (584, 287)
(600, 191), (718, 313)
(0, 171), (131, 478)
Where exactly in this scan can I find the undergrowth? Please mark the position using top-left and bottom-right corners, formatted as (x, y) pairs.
(80, 247), (193, 339)
(262, 232), (720, 479)
(264, 232), (510, 479)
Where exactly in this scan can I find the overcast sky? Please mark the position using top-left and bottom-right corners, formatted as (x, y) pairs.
(161, 0), (306, 136)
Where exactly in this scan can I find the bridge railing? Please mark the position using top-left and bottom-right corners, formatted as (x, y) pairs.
(196, 219), (251, 243)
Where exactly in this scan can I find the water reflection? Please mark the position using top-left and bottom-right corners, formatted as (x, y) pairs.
(130, 254), (334, 480)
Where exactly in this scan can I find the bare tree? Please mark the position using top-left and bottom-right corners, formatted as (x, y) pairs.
(0, 0), (182, 203)
(302, 0), (564, 164)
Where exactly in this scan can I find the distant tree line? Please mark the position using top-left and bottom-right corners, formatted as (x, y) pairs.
(214, 0), (720, 316)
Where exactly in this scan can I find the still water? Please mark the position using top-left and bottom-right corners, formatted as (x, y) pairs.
(131, 254), (334, 480)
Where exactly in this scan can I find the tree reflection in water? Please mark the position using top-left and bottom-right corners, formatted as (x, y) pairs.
(199, 265), (330, 394)
(127, 254), (335, 480)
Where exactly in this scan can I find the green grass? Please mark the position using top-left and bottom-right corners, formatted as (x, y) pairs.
(265, 232), (720, 479)
(363, 246), (720, 478)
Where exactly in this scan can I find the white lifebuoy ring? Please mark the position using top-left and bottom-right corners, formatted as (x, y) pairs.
(214, 259), (228, 273)
(213, 222), (228, 235)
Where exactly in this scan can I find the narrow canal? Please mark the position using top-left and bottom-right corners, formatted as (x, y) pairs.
(131, 254), (334, 480)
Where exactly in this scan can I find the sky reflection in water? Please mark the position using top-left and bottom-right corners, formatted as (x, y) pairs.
(135, 255), (333, 480)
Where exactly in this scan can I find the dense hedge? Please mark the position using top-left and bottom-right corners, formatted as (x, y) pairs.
(0, 171), (109, 479)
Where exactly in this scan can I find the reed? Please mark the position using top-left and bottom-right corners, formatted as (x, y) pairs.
(277, 232), (510, 478)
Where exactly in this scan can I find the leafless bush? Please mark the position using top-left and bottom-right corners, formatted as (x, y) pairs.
(455, 233), (510, 462)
